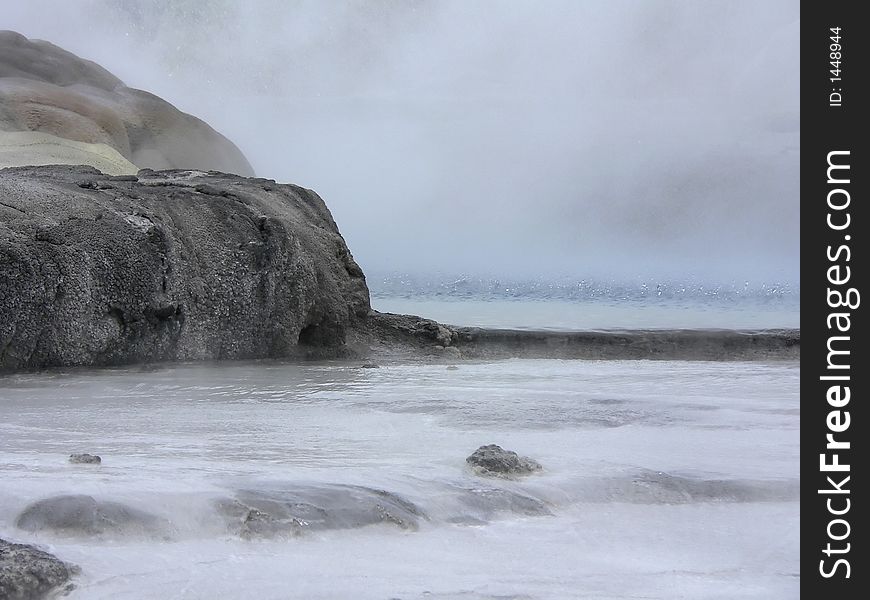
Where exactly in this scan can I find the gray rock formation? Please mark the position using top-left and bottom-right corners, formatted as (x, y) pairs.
(0, 166), (369, 371)
(450, 326), (801, 361)
(455, 486), (551, 518)
(466, 445), (543, 478)
(69, 453), (101, 464)
(0, 538), (79, 600)
(15, 494), (171, 538)
(574, 469), (801, 505)
(348, 312), (459, 358)
(216, 484), (424, 538)
(350, 312), (801, 362)
(0, 30), (253, 176)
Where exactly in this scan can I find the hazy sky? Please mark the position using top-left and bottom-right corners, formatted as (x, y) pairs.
(6, 0), (799, 283)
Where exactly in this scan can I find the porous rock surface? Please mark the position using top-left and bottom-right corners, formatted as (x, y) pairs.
(0, 30), (253, 176)
(0, 538), (79, 600)
(0, 165), (369, 371)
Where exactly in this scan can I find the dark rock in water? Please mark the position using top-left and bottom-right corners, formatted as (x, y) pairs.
(216, 484), (424, 538)
(15, 495), (170, 538)
(0, 538), (79, 600)
(564, 469), (801, 504)
(466, 445), (543, 477)
(0, 166), (370, 372)
(0, 30), (253, 176)
(456, 486), (552, 518)
(237, 507), (305, 539)
(623, 469), (801, 504)
(360, 363), (380, 369)
(69, 453), (101, 464)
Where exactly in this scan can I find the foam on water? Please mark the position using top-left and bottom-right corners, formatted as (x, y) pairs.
(0, 359), (798, 598)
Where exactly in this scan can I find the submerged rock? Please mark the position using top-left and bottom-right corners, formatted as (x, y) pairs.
(0, 166), (369, 372)
(0, 538), (79, 600)
(456, 486), (552, 518)
(466, 445), (543, 478)
(216, 484), (424, 538)
(622, 469), (801, 504)
(69, 453), (101, 464)
(15, 495), (170, 538)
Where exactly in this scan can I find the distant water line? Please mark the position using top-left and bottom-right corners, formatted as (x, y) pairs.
(368, 274), (800, 330)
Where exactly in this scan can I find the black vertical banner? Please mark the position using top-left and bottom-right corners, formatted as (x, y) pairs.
(802, 2), (866, 597)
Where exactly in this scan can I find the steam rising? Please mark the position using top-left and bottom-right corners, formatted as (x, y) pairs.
(6, 0), (799, 283)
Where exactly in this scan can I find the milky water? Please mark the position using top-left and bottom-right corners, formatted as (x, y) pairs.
(368, 276), (800, 330)
(371, 297), (800, 330)
(0, 358), (799, 599)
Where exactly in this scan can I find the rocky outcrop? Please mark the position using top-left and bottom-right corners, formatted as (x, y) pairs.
(0, 165), (370, 372)
(15, 494), (170, 538)
(0, 32), (368, 372)
(0, 30), (253, 176)
(0, 538), (79, 599)
(466, 444), (543, 478)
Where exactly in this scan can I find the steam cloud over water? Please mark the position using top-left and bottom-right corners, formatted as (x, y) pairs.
(6, 0), (799, 284)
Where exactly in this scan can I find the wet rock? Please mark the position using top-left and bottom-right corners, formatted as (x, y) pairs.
(623, 469), (801, 504)
(457, 486), (552, 518)
(360, 363), (380, 369)
(446, 515), (488, 526)
(237, 506), (307, 539)
(449, 326), (801, 362)
(466, 444), (543, 478)
(15, 495), (171, 538)
(69, 453), (101, 464)
(0, 538), (79, 600)
(216, 484), (424, 538)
